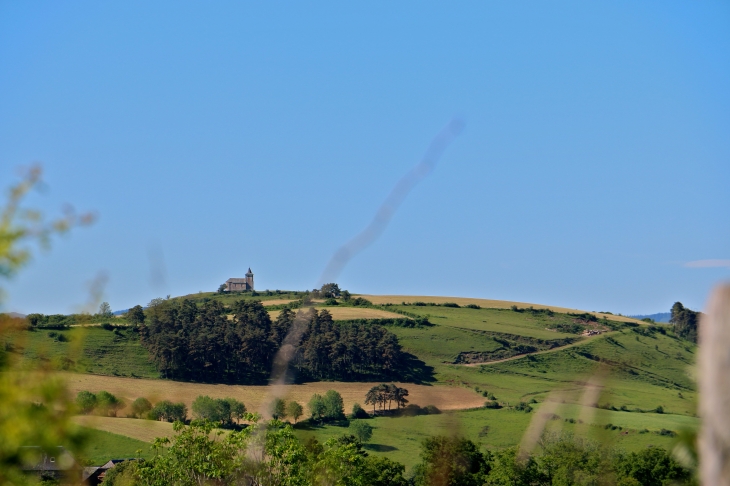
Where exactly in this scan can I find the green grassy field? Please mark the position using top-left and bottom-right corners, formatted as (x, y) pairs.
(79, 427), (154, 466)
(293, 406), (684, 473)
(6, 293), (697, 471)
(391, 306), (581, 340)
(7, 326), (158, 378)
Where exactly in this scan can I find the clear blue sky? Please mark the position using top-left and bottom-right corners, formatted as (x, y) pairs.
(1, 1), (728, 315)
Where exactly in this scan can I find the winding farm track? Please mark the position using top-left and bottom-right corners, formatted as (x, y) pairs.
(455, 332), (611, 367)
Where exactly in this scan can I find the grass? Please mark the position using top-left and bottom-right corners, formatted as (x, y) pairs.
(74, 416), (176, 443)
(392, 306), (592, 340)
(7, 326), (158, 378)
(78, 426), (154, 466)
(360, 295), (644, 325)
(8, 292), (697, 470)
(293, 407), (682, 474)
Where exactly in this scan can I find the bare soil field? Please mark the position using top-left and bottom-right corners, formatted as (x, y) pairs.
(58, 373), (484, 417)
(267, 307), (406, 321)
(73, 416), (175, 443)
(359, 295), (643, 324)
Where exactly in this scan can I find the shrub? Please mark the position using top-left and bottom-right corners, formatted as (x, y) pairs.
(270, 397), (287, 420)
(465, 304), (481, 309)
(655, 405), (664, 414)
(351, 403), (369, 419)
(422, 405), (441, 415)
(75, 391), (97, 414)
(323, 298), (338, 306)
(398, 404), (422, 417)
(484, 400), (502, 409)
(96, 391), (124, 417)
(350, 297), (372, 306)
(130, 397), (152, 418)
(286, 401), (303, 423)
(442, 302), (460, 308)
(148, 400), (187, 422)
(514, 402), (532, 413)
(349, 420), (373, 443)
(323, 390), (345, 420)
(308, 394), (326, 420)
(100, 322), (114, 331)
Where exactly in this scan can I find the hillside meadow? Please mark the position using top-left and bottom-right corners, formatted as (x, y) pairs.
(4, 293), (697, 469)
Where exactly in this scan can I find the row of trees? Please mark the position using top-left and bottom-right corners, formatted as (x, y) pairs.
(364, 383), (409, 413)
(75, 390), (124, 416)
(139, 299), (409, 383)
(307, 390), (346, 421)
(191, 396), (247, 426)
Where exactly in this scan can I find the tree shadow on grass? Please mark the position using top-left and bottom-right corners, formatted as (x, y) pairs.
(396, 352), (435, 384)
(364, 443), (398, 452)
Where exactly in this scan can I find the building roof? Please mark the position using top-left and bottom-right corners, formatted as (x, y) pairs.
(246, 267), (253, 275)
(226, 278), (250, 283)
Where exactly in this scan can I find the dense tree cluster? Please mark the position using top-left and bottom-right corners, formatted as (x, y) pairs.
(139, 298), (409, 383)
(75, 390), (124, 417)
(191, 395), (247, 426)
(307, 390), (346, 421)
(364, 383), (409, 414)
(670, 301), (700, 343)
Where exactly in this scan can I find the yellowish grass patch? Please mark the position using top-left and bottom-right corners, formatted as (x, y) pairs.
(267, 307), (406, 321)
(58, 373), (483, 418)
(359, 295), (644, 324)
(73, 416), (175, 443)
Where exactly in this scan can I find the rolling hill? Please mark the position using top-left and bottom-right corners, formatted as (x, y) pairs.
(3, 292), (696, 468)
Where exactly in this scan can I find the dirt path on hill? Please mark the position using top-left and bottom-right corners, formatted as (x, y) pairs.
(456, 332), (609, 367)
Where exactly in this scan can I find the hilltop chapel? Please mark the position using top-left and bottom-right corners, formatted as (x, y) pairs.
(224, 268), (254, 291)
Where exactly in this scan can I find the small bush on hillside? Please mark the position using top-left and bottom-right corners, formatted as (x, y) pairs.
(465, 304), (480, 309)
(655, 405), (664, 414)
(148, 400), (187, 422)
(442, 302), (460, 308)
(323, 298), (338, 306)
(270, 397), (287, 420)
(484, 400), (501, 409)
(351, 403), (369, 419)
(96, 391), (124, 417)
(398, 404), (422, 416)
(349, 297), (371, 307)
(349, 420), (373, 443)
(130, 397), (152, 418)
(100, 322), (114, 331)
(514, 402), (533, 413)
(286, 401), (303, 423)
(75, 391), (97, 414)
(422, 405), (441, 415)
(323, 390), (345, 421)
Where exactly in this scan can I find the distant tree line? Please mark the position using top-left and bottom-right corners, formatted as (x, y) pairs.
(139, 298), (410, 383)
